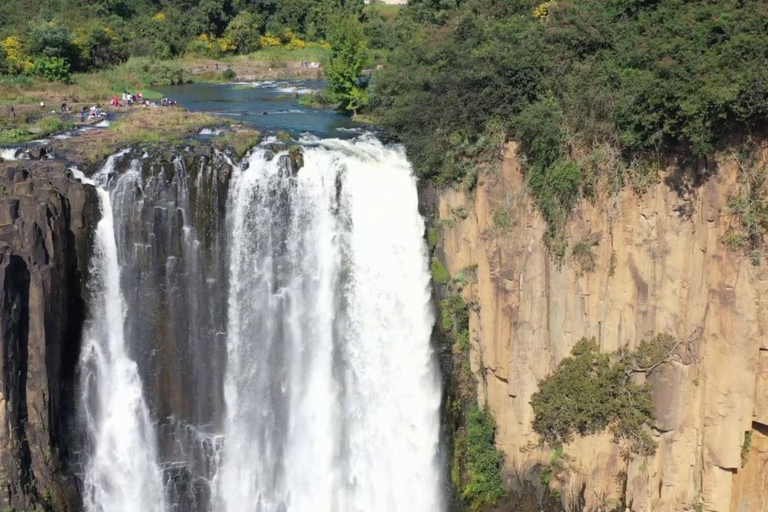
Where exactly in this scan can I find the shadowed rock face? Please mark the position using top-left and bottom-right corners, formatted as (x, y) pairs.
(104, 147), (233, 511)
(0, 145), (234, 512)
(0, 162), (99, 511)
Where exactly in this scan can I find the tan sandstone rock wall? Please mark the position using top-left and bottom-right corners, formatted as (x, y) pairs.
(429, 144), (768, 512)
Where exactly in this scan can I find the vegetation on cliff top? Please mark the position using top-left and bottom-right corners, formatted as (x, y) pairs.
(370, 0), (768, 253)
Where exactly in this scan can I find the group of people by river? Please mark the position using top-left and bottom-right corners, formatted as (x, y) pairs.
(109, 92), (178, 108)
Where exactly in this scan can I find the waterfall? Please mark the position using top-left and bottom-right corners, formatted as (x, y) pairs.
(217, 137), (443, 512)
(76, 136), (443, 512)
(75, 153), (168, 512)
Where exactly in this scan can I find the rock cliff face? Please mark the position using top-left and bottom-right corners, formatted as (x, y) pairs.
(104, 146), (233, 511)
(426, 144), (768, 512)
(0, 162), (99, 511)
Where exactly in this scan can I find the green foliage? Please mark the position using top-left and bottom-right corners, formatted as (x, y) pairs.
(725, 156), (768, 265)
(571, 236), (599, 275)
(461, 407), (505, 509)
(427, 227), (439, 253)
(492, 207), (511, 232)
(118, 58), (185, 86)
(0, 128), (30, 144)
(530, 337), (660, 455)
(27, 23), (79, 66)
(453, 270), (468, 289)
(441, 294), (468, 331)
(539, 446), (566, 487)
(75, 24), (129, 70)
(222, 68), (237, 80)
(629, 333), (678, 373)
(0, 0), (364, 75)
(741, 430), (753, 468)
(30, 56), (71, 82)
(325, 15), (369, 113)
(0, 116), (73, 144)
(430, 257), (450, 285)
(608, 251), (617, 277)
(371, 0), (768, 248)
(224, 11), (265, 53)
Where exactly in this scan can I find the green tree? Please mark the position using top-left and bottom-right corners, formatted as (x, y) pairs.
(27, 23), (78, 66)
(224, 11), (264, 52)
(462, 407), (505, 509)
(30, 56), (71, 81)
(529, 337), (660, 455)
(325, 15), (369, 114)
(75, 24), (128, 70)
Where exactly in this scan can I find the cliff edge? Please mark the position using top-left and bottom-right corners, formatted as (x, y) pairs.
(0, 162), (99, 511)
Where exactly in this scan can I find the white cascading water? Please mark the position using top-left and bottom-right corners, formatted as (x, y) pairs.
(217, 137), (443, 512)
(75, 137), (443, 512)
(75, 154), (168, 512)
(0, 147), (18, 160)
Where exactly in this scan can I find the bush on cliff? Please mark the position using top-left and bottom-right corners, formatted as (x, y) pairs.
(461, 406), (505, 509)
(530, 337), (667, 455)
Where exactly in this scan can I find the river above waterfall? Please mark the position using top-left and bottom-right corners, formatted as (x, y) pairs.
(154, 80), (366, 138)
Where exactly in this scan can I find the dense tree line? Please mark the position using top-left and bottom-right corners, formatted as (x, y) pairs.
(369, 0), (768, 255)
(0, 0), (365, 77)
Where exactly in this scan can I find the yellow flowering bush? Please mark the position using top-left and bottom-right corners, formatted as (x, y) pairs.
(532, 2), (553, 19)
(218, 36), (236, 53)
(259, 33), (282, 48)
(1, 36), (33, 74)
(153, 12), (166, 22)
(287, 36), (306, 49)
(188, 34), (236, 57)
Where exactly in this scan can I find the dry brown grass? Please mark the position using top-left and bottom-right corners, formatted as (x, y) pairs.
(48, 107), (226, 163)
(49, 107), (261, 164)
(212, 127), (262, 157)
(109, 107), (225, 144)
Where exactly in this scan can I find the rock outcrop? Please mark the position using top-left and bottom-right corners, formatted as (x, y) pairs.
(426, 144), (768, 511)
(0, 162), (99, 510)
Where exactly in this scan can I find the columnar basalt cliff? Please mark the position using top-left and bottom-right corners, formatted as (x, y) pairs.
(0, 162), (99, 511)
(425, 144), (768, 512)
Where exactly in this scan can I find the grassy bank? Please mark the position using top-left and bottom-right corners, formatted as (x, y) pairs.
(0, 115), (73, 144)
(40, 107), (260, 163)
(0, 48), (327, 107)
(0, 58), (185, 105)
(229, 47), (328, 65)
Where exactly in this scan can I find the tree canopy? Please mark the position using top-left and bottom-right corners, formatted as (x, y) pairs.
(369, 0), (768, 252)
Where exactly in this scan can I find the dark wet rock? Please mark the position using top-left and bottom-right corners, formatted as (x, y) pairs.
(288, 145), (304, 175)
(0, 160), (99, 512)
(27, 146), (50, 160)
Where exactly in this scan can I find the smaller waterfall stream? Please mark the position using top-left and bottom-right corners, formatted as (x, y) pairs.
(74, 154), (168, 512)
